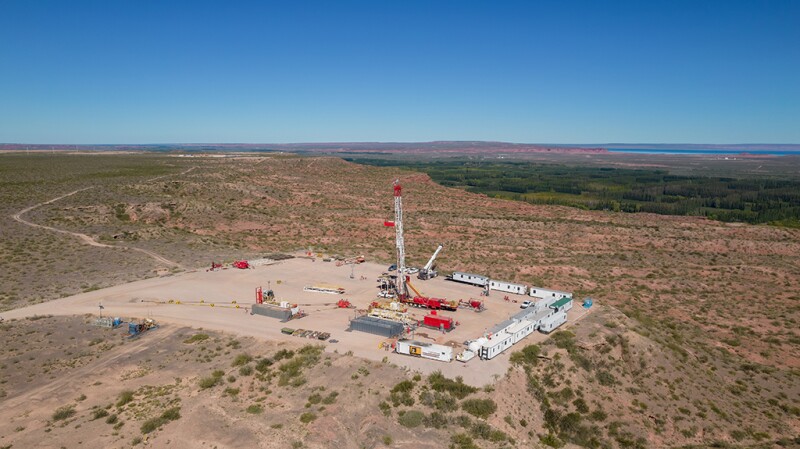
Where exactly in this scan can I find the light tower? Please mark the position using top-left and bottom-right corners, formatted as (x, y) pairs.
(393, 179), (407, 298)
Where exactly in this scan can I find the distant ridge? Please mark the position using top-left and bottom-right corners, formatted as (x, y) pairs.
(1, 141), (798, 153)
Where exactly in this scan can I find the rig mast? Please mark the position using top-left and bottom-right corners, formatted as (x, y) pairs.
(393, 179), (407, 297)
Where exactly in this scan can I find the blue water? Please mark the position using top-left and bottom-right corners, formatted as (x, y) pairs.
(608, 148), (800, 156)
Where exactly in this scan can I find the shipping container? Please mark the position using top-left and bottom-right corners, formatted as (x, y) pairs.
(252, 303), (294, 322)
(488, 280), (528, 295)
(349, 316), (405, 337)
(478, 331), (513, 360)
(538, 311), (567, 334)
(450, 271), (489, 287)
(396, 340), (453, 362)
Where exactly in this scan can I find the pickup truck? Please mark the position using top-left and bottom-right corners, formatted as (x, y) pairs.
(520, 300), (533, 309)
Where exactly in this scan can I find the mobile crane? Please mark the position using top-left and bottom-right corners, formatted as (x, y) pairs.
(418, 243), (443, 280)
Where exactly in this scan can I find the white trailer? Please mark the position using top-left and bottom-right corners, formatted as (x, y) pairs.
(451, 272), (489, 287)
(529, 286), (572, 300)
(507, 320), (536, 344)
(539, 311), (567, 334)
(488, 280), (528, 295)
(549, 297), (573, 313)
(478, 331), (513, 360)
(396, 340), (453, 362)
(527, 308), (554, 329)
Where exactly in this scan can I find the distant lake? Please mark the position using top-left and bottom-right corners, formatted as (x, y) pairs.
(608, 148), (800, 156)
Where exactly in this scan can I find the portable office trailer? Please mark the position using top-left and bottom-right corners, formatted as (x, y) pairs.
(349, 316), (405, 337)
(488, 280), (528, 295)
(529, 286), (573, 300)
(396, 340), (453, 362)
(507, 319), (536, 344)
(530, 297), (554, 312)
(488, 318), (516, 336)
(478, 331), (513, 360)
(527, 308), (555, 330)
(539, 311), (567, 334)
(451, 272), (489, 287)
(549, 297), (573, 313)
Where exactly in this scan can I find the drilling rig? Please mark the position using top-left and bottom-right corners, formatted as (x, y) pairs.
(393, 179), (407, 298)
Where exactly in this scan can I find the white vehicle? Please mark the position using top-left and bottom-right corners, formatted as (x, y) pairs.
(520, 300), (533, 309)
(405, 267), (419, 274)
(378, 290), (394, 299)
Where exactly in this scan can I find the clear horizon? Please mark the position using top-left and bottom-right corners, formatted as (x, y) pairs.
(1, 1), (799, 144)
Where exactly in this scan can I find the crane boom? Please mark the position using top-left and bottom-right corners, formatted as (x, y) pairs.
(422, 243), (443, 271)
(418, 243), (443, 280)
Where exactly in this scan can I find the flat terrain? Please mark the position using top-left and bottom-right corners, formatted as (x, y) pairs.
(2, 257), (590, 386)
(1, 151), (799, 448)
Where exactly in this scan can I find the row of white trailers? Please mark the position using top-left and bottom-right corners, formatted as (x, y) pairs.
(463, 296), (573, 361)
(394, 296), (574, 363)
(450, 272), (572, 299)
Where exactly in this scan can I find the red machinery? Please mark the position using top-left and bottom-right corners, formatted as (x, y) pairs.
(209, 261), (222, 271)
(337, 299), (355, 309)
(422, 310), (456, 331)
(459, 299), (485, 312)
(233, 260), (250, 269)
(402, 295), (458, 311)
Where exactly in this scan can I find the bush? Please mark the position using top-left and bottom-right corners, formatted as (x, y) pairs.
(239, 365), (253, 376)
(420, 390), (458, 412)
(116, 390), (135, 407)
(255, 358), (273, 373)
(596, 370), (617, 386)
(382, 435), (393, 445)
(140, 417), (162, 434)
(141, 407), (181, 434)
(183, 333), (209, 344)
(450, 433), (480, 449)
(461, 398), (497, 419)
(398, 410), (425, 428)
(428, 371), (477, 399)
(540, 433), (565, 448)
(246, 404), (263, 414)
(232, 353), (253, 367)
(391, 380), (415, 393)
(52, 405), (76, 421)
(105, 414), (118, 424)
(510, 344), (541, 366)
(273, 349), (294, 361)
(424, 411), (448, 429)
(322, 391), (339, 404)
(91, 409), (109, 420)
(199, 376), (221, 389)
(299, 412), (317, 423)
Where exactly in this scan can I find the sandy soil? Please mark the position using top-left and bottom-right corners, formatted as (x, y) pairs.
(2, 256), (589, 386)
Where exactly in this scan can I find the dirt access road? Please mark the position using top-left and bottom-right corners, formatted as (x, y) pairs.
(10, 167), (196, 269)
(3, 257), (591, 386)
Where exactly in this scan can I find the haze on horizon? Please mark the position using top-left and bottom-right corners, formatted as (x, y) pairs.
(1, 1), (798, 145)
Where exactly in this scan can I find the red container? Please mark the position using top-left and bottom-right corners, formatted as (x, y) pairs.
(423, 313), (455, 330)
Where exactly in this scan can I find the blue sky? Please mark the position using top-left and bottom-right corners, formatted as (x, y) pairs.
(1, 1), (798, 144)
